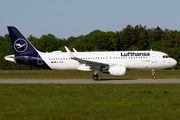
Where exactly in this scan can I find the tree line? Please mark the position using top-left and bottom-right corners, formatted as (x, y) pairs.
(0, 24), (180, 70)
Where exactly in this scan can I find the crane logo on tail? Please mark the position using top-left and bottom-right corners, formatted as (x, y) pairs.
(14, 38), (28, 52)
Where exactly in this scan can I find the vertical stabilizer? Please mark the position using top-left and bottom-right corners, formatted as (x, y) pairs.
(6, 26), (51, 69)
(7, 26), (38, 56)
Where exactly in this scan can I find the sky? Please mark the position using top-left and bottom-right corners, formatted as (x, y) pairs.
(1, 0), (180, 39)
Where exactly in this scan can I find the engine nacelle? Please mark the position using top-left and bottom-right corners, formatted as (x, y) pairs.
(108, 65), (126, 76)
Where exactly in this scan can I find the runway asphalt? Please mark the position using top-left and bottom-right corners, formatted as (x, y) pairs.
(0, 79), (180, 84)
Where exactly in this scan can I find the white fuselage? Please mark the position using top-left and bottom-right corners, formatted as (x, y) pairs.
(39, 50), (177, 71)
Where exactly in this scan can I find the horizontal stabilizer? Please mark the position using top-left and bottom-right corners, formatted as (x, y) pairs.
(4, 55), (29, 63)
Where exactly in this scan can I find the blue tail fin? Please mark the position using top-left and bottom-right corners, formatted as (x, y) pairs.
(7, 26), (51, 69)
(7, 26), (37, 56)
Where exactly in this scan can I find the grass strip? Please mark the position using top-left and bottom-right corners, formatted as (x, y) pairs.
(0, 84), (180, 120)
(0, 70), (179, 79)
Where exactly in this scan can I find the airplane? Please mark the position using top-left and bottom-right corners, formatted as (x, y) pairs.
(5, 26), (177, 80)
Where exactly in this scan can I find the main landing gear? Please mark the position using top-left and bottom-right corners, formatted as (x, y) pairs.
(93, 74), (99, 80)
(93, 70), (100, 80)
(152, 69), (156, 79)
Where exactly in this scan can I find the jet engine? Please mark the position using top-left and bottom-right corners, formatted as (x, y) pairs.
(108, 65), (126, 76)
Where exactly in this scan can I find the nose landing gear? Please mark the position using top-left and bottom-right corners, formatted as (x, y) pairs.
(152, 69), (156, 79)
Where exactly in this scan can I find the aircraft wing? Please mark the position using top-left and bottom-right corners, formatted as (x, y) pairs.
(64, 46), (109, 67)
(71, 57), (109, 66)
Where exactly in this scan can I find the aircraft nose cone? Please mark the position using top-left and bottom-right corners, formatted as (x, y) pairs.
(174, 60), (177, 66)
(172, 59), (177, 66)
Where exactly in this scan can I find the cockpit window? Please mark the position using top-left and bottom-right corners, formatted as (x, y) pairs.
(163, 55), (171, 58)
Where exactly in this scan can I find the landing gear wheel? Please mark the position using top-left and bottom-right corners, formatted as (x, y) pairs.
(93, 75), (99, 80)
(152, 69), (156, 79)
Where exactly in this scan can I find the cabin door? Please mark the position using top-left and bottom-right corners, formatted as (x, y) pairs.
(151, 53), (157, 63)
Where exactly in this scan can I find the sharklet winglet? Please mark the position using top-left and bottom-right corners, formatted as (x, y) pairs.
(64, 46), (76, 58)
(73, 48), (77, 52)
